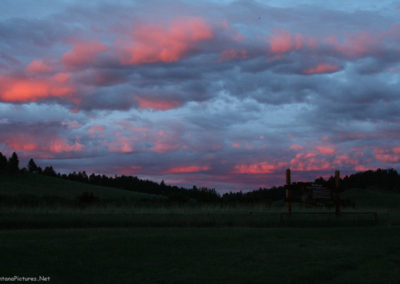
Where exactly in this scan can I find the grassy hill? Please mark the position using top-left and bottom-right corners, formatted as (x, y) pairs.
(0, 173), (165, 206)
(342, 187), (400, 209)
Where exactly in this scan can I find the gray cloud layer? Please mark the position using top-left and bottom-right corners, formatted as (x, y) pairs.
(1, 0), (399, 191)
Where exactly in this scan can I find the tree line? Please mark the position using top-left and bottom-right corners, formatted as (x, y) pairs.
(1, 151), (399, 204)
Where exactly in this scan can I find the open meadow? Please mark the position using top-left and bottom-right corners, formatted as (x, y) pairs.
(1, 226), (399, 283)
(1, 173), (400, 283)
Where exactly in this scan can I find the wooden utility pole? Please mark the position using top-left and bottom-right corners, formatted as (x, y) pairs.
(286, 169), (291, 215)
(335, 170), (340, 215)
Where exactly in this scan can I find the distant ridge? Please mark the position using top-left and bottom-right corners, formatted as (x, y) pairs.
(1, 151), (399, 205)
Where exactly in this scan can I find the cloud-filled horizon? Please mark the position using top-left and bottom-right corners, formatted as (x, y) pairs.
(1, 0), (400, 192)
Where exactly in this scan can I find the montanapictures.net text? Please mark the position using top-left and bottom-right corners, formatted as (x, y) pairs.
(0, 276), (50, 282)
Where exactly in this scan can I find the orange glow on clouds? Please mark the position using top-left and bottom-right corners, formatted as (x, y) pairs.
(303, 64), (340, 75)
(25, 60), (53, 74)
(355, 165), (375, 172)
(107, 132), (134, 153)
(120, 17), (213, 64)
(0, 75), (75, 103)
(268, 29), (316, 56)
(150, 130), (181, 153)
(4, 136), (83, 153)
(88, 125), (105, 135)
(234, 162), (276, 174)
(49, 138), (84, 153)
(5, 139), (37, 152)
(336, 32), (376, 57)
(136, 97), (182, 110)
(323, 28), (389, 58)
(269, 29), (303, 54)
(166, 165), (210, 174)
(62, 41), (109, 68)
(53, 72), (71, 83)
(150, 141), (180, 153)
(374, 148), (400, 163)
(333, 155), (359, 166)
(290, 153), (332, 171)
(316, 145), (336, 155)
(118, 165), (142, 175)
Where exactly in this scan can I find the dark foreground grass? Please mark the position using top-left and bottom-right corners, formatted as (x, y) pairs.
(0, 209), (390, 229)
(0, 226), (399, 284)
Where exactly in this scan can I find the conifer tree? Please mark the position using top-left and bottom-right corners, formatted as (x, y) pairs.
(7, 152), (19, 173)
(0, 152), (7, 173)
(28, 158), (39, 173)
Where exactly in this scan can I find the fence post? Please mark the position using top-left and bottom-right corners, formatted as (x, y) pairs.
(335, 170), (340, 215)
(286, 169), (291, 215)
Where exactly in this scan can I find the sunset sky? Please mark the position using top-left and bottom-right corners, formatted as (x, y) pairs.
(1, 0), (400, 192)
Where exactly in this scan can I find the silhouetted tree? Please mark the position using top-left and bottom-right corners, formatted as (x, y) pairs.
(28, 158), (39, 173)
(6, 150), (400, 205)
(0, 152), (7, 173)
(43, 166), (57, 177)
(78, 171), (89, 183)
(7, 152), (19, 173)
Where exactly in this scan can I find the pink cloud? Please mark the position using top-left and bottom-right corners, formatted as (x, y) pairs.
(117, 165), (142, 175)
(3, 137), (37, 152)
(303, 64), (340, 75)
(233, 162), (276, 174)
(0, 75), (76, 103)
(322, 26), (400, 59)
(49, 138), (84, 153)
(325, 32), (378, 58)
(290, 153), (332, 171)
(150, 130), (181, 153)
(150, 141), (180, 153)
(52, 72), (71, 83)
(268, 29), (316, 55)
(88, 125), (105, 135)
(25, 59), (53, 74)
(316, 145), (336, 155)
(165, 165), (210, 174)
(3, 135), (83, 154)
(355, 165), (376, 172)
(136, 97), (182, 111)
(290, 144), (304, 151)
(62, 40), (109, 68)
(219, 19), (245, 42)
(333, 155), (359, 166)
(269, 29), (296, 54)
(374, 148), (400, 163)
(232, 143), (241, 149)
(120, 17), (212, 65)
(107, 132), (134, 153)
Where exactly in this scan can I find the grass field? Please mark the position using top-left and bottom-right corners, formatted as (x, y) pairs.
(1, 176), (399, 228)
(1, 175), (400, 283)
(342, 187), (400, 208)
(0, 209), (393, 229)
(1, 226), (399, 283)
(0, 173), (164, 206)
